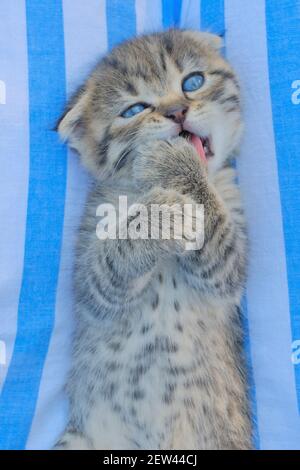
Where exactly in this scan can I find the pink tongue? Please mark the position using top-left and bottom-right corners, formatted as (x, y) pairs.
(191, 134), (206, 163)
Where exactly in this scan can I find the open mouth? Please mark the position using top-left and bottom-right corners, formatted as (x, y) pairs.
(179, 130), (214, 162)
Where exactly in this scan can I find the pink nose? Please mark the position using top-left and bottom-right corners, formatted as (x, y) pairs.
(164, 105), (188, 124)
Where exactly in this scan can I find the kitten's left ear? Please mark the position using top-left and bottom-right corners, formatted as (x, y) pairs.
(183, 30), (223, 51)
(54, 85), (89, 153)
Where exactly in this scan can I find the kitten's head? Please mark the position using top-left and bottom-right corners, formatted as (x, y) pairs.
(57, 29), (242, 178)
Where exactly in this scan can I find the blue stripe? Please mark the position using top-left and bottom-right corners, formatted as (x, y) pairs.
(200, 0), (225, 36)
(106, 0), (136, 49)
(162, 0), (183, 28)
(0, 0), (67, 449)
(241, 298), (260, 449)
(266, 0), (300, 412)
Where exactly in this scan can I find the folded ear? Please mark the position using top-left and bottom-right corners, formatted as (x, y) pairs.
(184, 30), (223, 52)
(55, 84), (109, 177)
(55, 86), (89, 153)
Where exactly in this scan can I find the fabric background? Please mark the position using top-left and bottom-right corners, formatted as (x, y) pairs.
(0, 0), (299, 450)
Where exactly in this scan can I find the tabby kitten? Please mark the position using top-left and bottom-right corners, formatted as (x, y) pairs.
(55, 29), (251, 450)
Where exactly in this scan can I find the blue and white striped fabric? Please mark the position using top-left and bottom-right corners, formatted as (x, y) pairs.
(0, 0), (299, 450)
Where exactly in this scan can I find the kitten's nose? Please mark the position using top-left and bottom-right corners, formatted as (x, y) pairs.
(164, 105), (188, 124)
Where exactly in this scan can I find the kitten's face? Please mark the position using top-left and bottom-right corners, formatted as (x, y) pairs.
(58, 29), (242, 177)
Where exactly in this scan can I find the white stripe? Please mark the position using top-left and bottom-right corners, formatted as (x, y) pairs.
(180, 0), (200, 30)
(0, 1), (29, 391)
(225, 0), (300, 449)
(135, 0), (162, 34)
(26, 0), (108, 449)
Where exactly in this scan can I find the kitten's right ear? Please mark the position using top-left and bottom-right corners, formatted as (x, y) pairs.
(183, 31), (223, 52)
(55, 86), (89, 153)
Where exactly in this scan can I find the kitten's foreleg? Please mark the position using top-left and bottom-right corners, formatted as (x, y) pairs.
(80, 185), (200, 314)
(133, 138), (247, 300)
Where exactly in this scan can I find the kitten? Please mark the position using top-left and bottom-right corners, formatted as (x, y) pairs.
(54, 29), (252, 450)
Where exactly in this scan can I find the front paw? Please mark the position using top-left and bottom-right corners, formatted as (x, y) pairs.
(133, 137), (206, 190)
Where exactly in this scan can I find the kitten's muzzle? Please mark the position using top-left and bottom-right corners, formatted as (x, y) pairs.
(164, 105), (188, 124)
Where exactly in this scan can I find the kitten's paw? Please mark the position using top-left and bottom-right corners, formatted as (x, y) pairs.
(141, 186), (205, 253)
(133, 137), (206, 190)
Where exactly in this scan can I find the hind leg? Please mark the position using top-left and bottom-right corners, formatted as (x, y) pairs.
(54, 430), (93, 450)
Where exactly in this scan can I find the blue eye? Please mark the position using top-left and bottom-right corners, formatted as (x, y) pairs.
(182, 73), (205, 92)
(121, 103), (148, 118)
